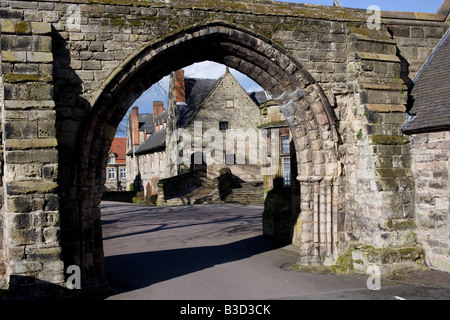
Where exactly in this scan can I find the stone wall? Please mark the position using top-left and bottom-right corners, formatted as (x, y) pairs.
(0, 19), (65, 291)
(409, 131), (450, 272)
(0, 22), (5, 287)
(331, 22), (422, 273)
(156, 172), (193, 205)
(0, 0), (448, 291)
(387, 22), (447, 84)
(138, 150), (166, 197)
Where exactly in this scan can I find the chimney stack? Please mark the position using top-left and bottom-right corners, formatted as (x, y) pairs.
(175, 70), (186, 104)
(132, 106), (140, 146)
(153, 101), (165, 133)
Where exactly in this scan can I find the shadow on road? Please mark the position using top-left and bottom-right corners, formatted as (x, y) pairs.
(103, 235), (288, 298)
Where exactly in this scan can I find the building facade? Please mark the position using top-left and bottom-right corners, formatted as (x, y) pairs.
(126, 102), (167, 196)
(105, 137), (127, 191)
(168, 68), (264, 182)
(128, 68), (267, 198)
(403, 29), (450, 272)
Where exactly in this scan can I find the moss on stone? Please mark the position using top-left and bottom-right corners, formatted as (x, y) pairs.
(332, 244), (357, 274)
(110, 18), (126, 26)
(375, 168), (409, 178)
(356, 129), (363, 140)
(370, 135), (408, 145)
(399, 247), (424, 262)
(15, 21), (31, 35)
(3, 73), (52, 84)
(384, 219), (417, 231)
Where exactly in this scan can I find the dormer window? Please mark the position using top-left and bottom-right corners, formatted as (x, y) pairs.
(108, 155), (116, 164)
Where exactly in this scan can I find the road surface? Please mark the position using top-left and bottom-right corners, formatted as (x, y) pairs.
(101, 201), (450, 301)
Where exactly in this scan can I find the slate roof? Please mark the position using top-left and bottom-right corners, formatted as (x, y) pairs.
(177, 77), (220, 127)
(249, 91), (270, 107)
(404, 30), (450, 133)
(139, 113), (154, 134)
(134, 130), (166, 156)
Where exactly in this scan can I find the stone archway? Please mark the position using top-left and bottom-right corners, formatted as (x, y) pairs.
(68, 22), (342, 288)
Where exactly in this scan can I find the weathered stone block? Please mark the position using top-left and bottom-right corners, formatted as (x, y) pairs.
(4, 121), (37, 139)
(384, 219), (417, 231)
(31, 22), (52, 35)
(10, 261), (43, 275)
(376, 178), (398, 192)
(5, 139), (57, 151)
(38, 122), (57, 138)
(25, 246), (62, 261)
(15, 21), (32, 35)
(4, 100), (55, 110)
(8, 197), (45, 213)
(42, 164), (58, 180)
(1, 35), (32, 51)
(9, 229), (42, 246)
(1, 20), (16, 33)
(26, 52), (53, 63)
(6, 180), (57, 195)
(0, 8), (23, 19)
(376, 168), (409, 178)
(32, 36), (52, 52)
(37, 211), (59, 228)
(1, 51), (27, 63)
(3, 73), (52, 84)
(29, 83), (53, 100)
(43, 228), (60, 243)
(10, 213), (33, 229)
(370, 135), (407, 145)
(82, 60), (102, 70)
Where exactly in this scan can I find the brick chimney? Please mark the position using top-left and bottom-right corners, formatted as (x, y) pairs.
(132, 106), (140, 146)
(153, 101), (165, 133)
(174, 70), (186, 103)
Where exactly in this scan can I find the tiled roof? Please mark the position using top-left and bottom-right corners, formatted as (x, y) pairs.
(404, 30), (450, 133)
(110, 137), (127, 164)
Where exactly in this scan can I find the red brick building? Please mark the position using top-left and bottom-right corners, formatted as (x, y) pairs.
(106, 137), (127, 191)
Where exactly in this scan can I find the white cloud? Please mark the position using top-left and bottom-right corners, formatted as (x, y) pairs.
(183, 61), (226, 79)
(184, 61), (263, 92)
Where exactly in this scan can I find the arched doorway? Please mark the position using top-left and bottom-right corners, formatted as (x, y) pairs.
(68, 22), (340, 289)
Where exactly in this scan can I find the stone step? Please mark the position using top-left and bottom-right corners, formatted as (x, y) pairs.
(222, 191), (265, 204)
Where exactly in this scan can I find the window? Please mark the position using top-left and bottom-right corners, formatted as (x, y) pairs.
(108, 168), (116, 180)
(108, 156), (116, 164)
(281, 136), (290, 154)
(225, 154), (236, 165)
(120, 168), (126, 179)
(219, 122), (229, 131)
(282, 157), (291, 187)
(226, 99), (234, 108)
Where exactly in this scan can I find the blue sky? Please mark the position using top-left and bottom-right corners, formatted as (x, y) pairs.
(120, 0), (444, 136)
(280, 0), (442, 13)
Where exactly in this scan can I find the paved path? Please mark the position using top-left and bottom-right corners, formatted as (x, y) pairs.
(101, 201), (450, 301)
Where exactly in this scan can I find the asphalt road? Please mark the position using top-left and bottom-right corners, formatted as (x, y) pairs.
(101, 201), (450, 301)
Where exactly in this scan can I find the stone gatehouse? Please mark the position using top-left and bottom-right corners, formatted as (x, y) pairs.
(0, 0), (449, 295)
